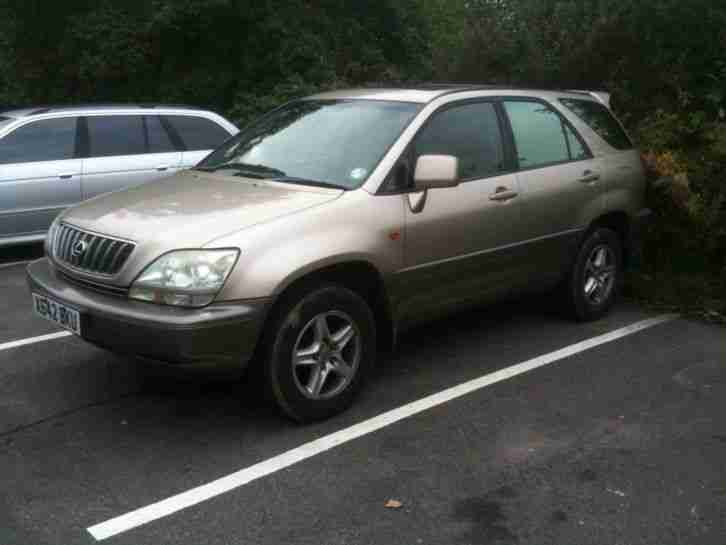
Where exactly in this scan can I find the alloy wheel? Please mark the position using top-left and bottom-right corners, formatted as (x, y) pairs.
(292, 311), (361, 400)
(583, 244), (616, 305)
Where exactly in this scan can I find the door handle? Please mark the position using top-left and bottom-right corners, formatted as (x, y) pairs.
(156, 165), (170, 172)
(489, 187), (519, 202)
(578, 170), (601, 184)
(58, 173), (76, 180)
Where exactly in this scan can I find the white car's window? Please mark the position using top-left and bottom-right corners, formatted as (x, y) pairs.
(164, 115), (229, 151)
(145, 115), (177, 153)
(87, 115), (145, 158)
(0, 117), (77, 165)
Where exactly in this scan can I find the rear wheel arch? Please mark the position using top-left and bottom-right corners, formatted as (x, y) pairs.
(587, 211), (632, 267)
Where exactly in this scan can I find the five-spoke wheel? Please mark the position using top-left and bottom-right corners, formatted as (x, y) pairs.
(293, 312), (361, 400)
(565, 227), (623, 321)
(264, 285), (376, 423)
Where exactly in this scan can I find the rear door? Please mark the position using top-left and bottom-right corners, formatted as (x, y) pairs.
(163, 115), (233, 168)
(0, 117), (82, 239)
(80, 114), (182, 199)
(501, 98), (602, 285)
(395, 100), (524, 324)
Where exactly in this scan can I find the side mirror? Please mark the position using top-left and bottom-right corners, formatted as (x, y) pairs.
(413, 155), (459, 190)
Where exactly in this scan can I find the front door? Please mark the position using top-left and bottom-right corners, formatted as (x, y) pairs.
(393, 101), (524, 325)
(0, 117), (82, 239)
(81, 115), (182, 199)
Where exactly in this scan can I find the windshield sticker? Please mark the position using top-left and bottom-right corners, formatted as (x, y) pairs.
(350, 168), (368, 181)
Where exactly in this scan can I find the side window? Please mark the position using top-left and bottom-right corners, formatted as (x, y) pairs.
(145, 116), (177, 153)
(164, 115), (229, 151)
(414, 102), (505, 180)
(559, 98), (633, 150)
(503, 101), (570, 169)
(563, 123), (589, 161)
(87, 116), (145, 158)
(0, 117), (77, 165)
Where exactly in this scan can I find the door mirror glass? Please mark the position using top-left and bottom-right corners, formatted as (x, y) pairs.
(414, 155), (459, 190)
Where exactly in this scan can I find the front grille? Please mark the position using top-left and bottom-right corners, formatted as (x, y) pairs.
(53, 224), (135, 275)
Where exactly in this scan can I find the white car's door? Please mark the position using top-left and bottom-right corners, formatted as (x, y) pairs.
(0, 117), (82, 240)
(80, 114), (183, 199)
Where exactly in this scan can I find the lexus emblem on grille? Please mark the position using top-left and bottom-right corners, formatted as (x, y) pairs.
(71, 240), (89, 257)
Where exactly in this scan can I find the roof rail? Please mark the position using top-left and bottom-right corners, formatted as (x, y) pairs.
(363, 81), (491, 90)
(364, 81), (613, 99)
(18, 103), (204, 116)
(567, 90), (611, 107)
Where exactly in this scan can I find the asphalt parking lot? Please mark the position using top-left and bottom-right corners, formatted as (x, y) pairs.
(2, 244), (725, 545)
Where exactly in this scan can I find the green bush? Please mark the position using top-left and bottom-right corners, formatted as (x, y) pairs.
(0, 0), (724, 318)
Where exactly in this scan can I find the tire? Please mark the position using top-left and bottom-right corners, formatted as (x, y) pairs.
(264, 284), (376, 423)
(565, 227), (623, 322)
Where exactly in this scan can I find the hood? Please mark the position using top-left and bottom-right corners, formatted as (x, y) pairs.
(61, 170), (343, 248)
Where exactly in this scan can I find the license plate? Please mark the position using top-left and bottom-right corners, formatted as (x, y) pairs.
(32, 293), (82, 335)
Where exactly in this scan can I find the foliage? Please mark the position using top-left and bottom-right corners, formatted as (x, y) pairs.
(439, 0), (726, 312)
(0, 1), (432, 125)
(0, 0), (724, 312)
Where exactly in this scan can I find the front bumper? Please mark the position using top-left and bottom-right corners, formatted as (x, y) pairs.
(26, 258), (269, 369)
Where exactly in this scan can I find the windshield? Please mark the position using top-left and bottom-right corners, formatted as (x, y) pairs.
(197, 99), (422, 190)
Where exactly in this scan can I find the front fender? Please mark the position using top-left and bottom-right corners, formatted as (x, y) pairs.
(212, 190), (405, 301)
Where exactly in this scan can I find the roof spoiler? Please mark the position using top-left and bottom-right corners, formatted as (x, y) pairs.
(568, 90), (612, 108)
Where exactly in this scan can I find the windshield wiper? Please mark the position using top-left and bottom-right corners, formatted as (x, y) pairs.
(195, 162), (286, 178)
(272, 176), (347, 190)
(196, 164), (346, 190)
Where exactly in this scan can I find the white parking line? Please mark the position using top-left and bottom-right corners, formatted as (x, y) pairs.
(0, 331), (73, 352)
(87, 314), (678, 541)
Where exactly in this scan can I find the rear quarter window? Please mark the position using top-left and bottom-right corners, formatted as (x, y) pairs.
(559, 98), (633, 150)
(164, 115), (230, 151)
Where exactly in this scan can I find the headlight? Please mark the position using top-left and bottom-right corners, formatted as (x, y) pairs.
(129, 249), (239, 308)
(45, 217), (61, 256)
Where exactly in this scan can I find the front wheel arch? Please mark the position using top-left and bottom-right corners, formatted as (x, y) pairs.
(250, 261), (395, 370)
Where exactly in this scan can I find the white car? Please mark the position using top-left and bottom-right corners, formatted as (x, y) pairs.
(0, 104), (238, 247)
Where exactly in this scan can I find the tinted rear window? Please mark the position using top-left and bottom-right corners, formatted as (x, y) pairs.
(0, 117), (77, 164)
(87, 115), (145, 157)
(145, 115), (177, 153)
(165, 115), (229, 151)
(559, 98), (633, 150)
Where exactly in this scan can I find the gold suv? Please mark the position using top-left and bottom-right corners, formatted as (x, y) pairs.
(27, 85), (649, 422)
